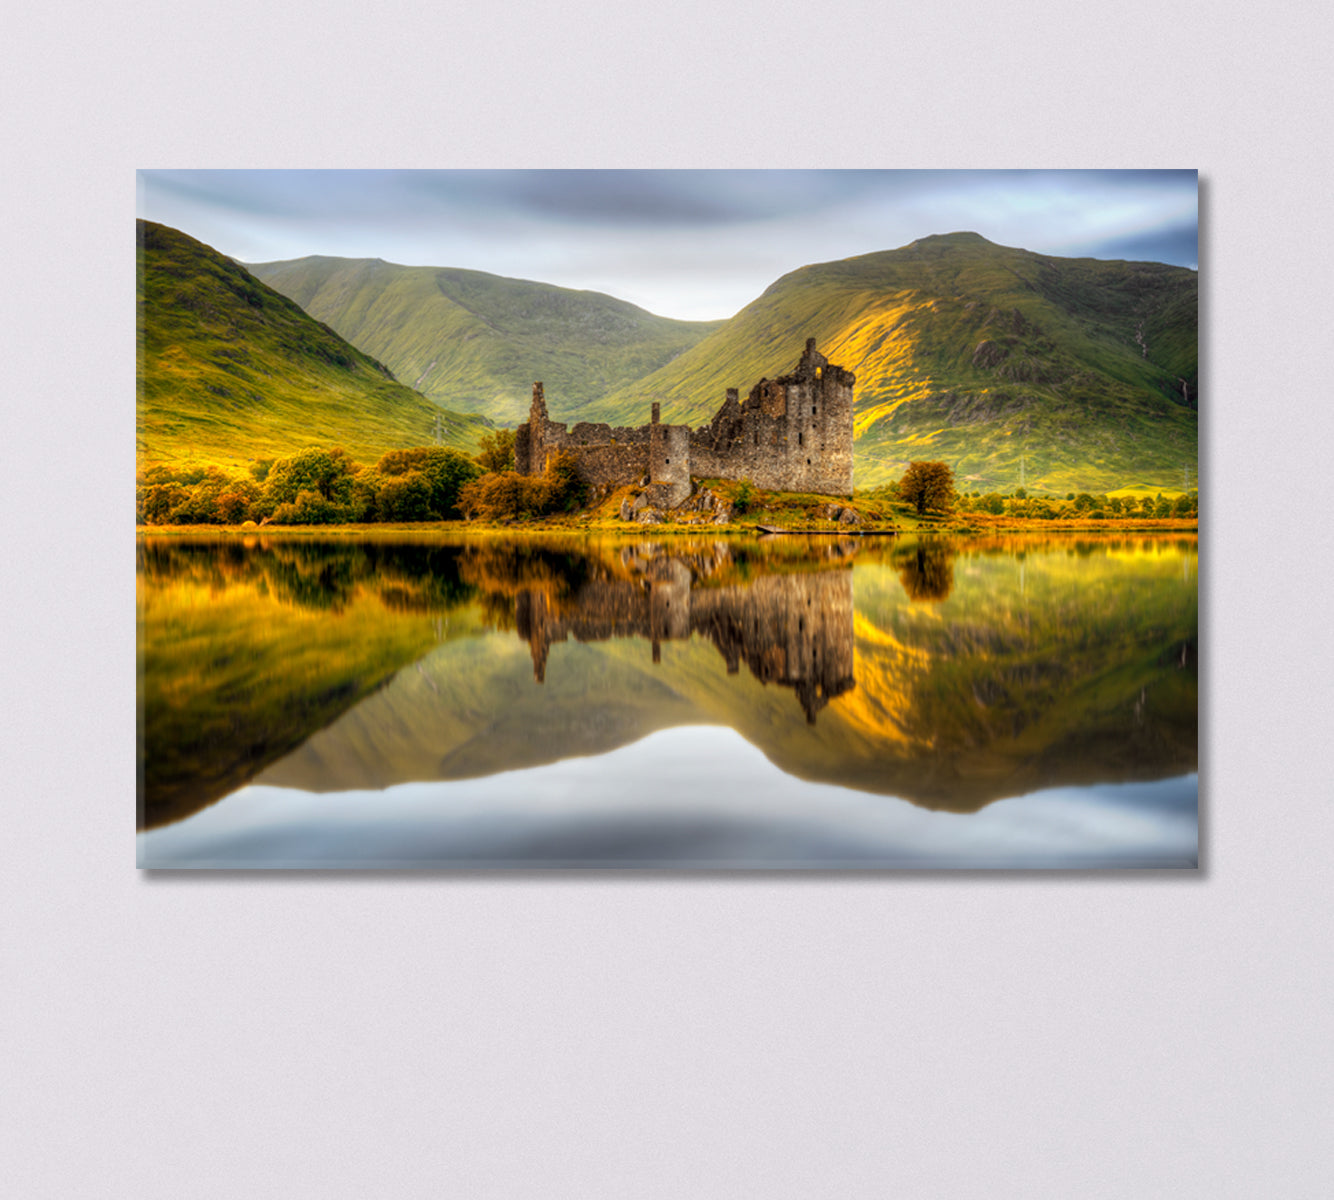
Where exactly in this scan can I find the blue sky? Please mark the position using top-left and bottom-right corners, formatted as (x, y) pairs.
(138, 169), (1198, 321)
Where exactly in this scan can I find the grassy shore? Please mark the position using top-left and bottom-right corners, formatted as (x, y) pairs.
(137, 474), (1195, 537)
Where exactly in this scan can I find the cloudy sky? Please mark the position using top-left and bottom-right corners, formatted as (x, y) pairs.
(137, 169), (1198, 321)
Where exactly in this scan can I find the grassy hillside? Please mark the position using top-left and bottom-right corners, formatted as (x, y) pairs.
(246, 255), (724, 426)
(596, 233), (1198, 493)
(137, 221), (492, 470)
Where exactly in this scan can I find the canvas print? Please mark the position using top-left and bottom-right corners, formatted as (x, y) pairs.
(136, 169), (1198, 868)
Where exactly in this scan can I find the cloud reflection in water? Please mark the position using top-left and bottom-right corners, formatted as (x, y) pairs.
(138, 726), (1198, 870)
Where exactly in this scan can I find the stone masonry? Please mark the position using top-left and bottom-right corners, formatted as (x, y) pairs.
(514, 339), (854, 503)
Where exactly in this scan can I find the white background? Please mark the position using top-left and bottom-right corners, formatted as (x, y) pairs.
(4, 2), (1332, 1196)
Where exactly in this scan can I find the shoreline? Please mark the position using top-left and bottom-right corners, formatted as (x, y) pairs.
(136, 518), (1199, 537)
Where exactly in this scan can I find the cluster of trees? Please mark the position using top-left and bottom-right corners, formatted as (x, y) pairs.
(137, 445), (484, 526)
(878, 461), (1198, 522)
(136, 426), (590, 526)
(954, 489), (1198, 520)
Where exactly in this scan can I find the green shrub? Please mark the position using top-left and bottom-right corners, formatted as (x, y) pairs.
(377, 471), (435, 522)
(270, 488), (352, 525)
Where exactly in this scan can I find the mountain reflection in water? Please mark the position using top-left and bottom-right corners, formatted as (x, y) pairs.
(137, 532), (1197, 868)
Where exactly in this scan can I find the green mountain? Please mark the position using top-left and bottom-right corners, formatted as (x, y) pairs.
(245, 255), (725, 426)
(597, 233), (1198, 492)
(137, 221), (491, 470)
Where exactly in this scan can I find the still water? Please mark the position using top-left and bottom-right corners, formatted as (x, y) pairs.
(137, 533), (1197, 868)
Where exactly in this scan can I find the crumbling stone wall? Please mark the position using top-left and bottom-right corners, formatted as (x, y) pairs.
(515, 381), (653, 488)
(691, 339), (855, 495)
(514, 339), (855, 501)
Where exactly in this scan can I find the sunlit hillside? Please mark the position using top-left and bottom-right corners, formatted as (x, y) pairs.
(137, 222), (492, 470)
(597, 233), (1197, 492)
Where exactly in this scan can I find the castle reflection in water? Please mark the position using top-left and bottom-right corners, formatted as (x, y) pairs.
(512, 542), (856, 723)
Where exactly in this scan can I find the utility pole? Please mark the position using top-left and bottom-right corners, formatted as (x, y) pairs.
(433, 413), (442, 445)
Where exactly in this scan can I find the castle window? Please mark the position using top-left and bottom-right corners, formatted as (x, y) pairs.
(807, 458), (811, 465)
(812, 407), (817, 416)
(798, 432), (803, 447)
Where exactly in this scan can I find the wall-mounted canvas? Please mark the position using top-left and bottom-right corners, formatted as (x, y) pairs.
(136, 169), (1198, 869)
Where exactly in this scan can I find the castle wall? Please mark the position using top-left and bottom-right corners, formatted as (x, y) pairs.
(565, 441), (649, 490)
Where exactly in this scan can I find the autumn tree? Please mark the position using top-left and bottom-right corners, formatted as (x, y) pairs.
(898, 461), (957, 515)
(475, 428), (516, 474)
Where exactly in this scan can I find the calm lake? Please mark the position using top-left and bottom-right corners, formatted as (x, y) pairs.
(136, 532), (1198, 869)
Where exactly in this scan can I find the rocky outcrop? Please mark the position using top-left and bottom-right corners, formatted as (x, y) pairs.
(617, 483), (733, 527)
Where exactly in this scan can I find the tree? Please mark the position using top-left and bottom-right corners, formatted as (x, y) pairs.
(475, 428), (516, 474)
(542, 450), (588, 513)
(898, 461), (956, 515)
(263, 448), (358, 508)
(376, 446), (482, 519)
(377, 472), (435, 522)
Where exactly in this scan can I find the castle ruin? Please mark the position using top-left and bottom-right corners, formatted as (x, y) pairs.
(513, 339), (854, 504)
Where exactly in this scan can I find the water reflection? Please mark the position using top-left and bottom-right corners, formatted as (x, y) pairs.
(508, 542), (855, 722)
(895, 541), (956, 602)
(137, 532), (1197, 866)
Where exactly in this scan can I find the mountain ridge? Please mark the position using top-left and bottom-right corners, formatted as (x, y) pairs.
(246, 254), (725, 426)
